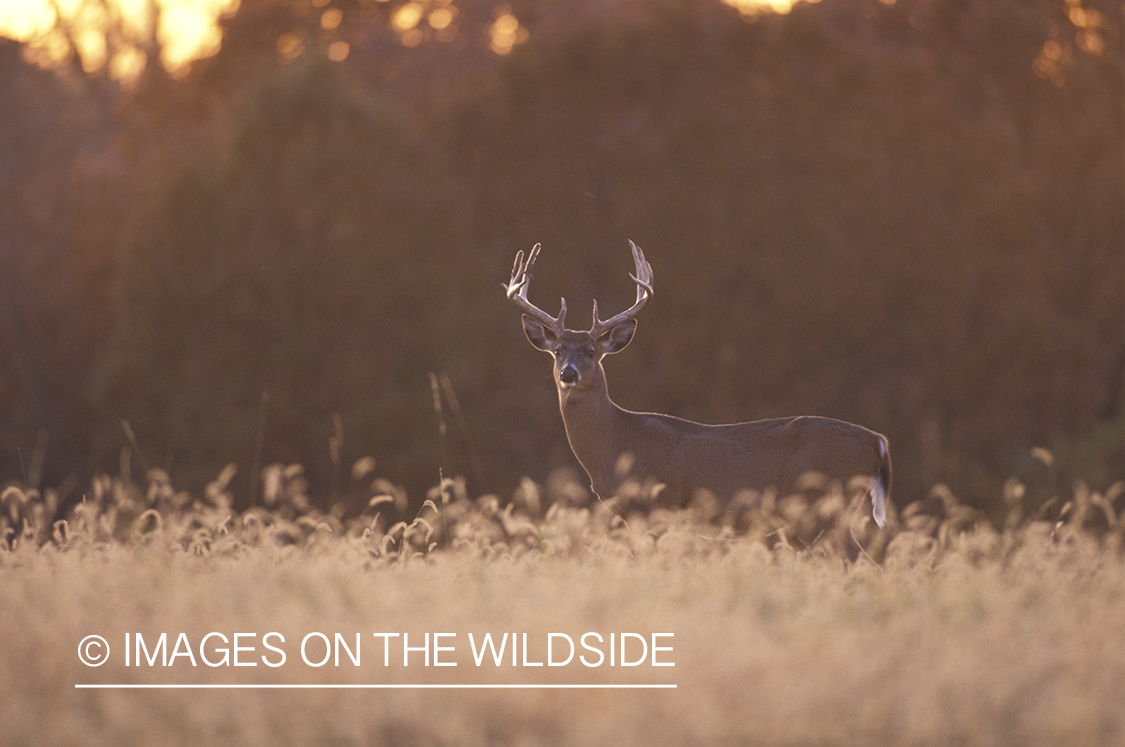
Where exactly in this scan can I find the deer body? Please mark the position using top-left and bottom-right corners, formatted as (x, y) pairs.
(507, 242), (890, 526)
(565, 401), (888, 511)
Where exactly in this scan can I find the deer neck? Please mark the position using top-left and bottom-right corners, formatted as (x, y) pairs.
(557, 365), (624, 497)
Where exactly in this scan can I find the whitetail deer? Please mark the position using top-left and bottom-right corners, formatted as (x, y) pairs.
(505, 241), (890, 527)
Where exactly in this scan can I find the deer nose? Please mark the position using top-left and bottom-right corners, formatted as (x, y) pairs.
(559, 366), (579, 387)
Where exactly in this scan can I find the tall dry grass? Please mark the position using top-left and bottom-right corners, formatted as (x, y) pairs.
(1, 466), (1123, 747)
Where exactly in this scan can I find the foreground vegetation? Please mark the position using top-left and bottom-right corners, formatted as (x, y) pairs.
(2, 464), (1123, 747)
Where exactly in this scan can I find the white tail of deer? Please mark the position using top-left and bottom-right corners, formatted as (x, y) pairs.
(505, 241), (890, 527)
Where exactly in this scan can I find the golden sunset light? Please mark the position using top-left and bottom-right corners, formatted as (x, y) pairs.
(724, 0), (801, 14)
(0, 0), (830, 77)
(0, 0), (238, 78)
(1, 0), (1121, 742)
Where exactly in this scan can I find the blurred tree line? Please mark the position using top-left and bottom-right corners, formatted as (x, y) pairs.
(1, 0), (1121, 519)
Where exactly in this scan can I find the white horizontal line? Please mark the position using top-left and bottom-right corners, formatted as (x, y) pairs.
(75, 683), (676, 690)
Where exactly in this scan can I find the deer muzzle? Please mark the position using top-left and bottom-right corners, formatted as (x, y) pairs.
(559, 366), (579, 388)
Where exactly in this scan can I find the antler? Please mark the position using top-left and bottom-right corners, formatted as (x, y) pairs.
(504, 243), (567, 334)
(590, 240), (653, 337)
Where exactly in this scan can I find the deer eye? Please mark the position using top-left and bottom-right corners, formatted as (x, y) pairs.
(584, 349), (596, 359)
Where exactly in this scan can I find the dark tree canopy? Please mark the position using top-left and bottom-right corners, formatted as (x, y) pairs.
(1, 0), (1121, 519)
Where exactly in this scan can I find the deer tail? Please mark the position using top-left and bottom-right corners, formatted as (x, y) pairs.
(871, 436), (891, 527)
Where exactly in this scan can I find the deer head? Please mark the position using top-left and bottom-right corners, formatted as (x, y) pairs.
(505, 241), (653, 397)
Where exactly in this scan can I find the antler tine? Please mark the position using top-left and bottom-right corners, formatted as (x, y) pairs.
(590, 240), (654, 336)
(504, 243), (567, 333)
(628, 239), (654, 303)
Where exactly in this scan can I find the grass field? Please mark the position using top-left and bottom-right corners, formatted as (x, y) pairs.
(2, 467), (1123, 747)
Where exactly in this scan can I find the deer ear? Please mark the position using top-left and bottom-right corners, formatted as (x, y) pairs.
(522, 316), (557, 351)
(596, 319), (637, 355)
